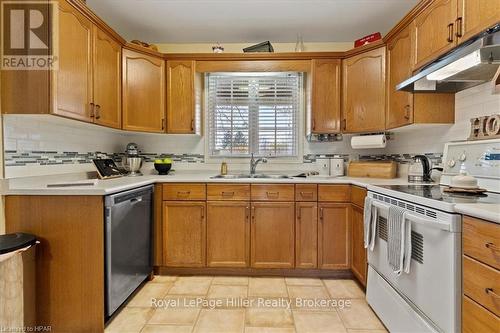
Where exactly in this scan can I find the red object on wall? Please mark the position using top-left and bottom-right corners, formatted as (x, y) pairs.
(354, 32), (382, 48)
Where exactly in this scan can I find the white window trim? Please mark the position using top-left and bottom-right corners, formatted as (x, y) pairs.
(204, 72), (305, 164)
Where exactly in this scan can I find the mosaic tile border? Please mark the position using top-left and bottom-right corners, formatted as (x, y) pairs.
(5, 151), (444, 167)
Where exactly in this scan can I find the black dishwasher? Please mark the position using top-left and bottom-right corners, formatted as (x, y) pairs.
(104, 185), (153, 317)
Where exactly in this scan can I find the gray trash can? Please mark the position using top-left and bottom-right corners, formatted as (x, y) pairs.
(0, 233), (37, 331)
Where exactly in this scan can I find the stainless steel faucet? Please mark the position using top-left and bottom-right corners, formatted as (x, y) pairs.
(250, 153), (267, 175)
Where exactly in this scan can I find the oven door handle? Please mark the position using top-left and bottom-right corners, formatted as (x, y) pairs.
(372, 201), (452, 232)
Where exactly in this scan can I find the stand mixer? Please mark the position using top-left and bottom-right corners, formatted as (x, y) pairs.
(122, 143), (143, 176)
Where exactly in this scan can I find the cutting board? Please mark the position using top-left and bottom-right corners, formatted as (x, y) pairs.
(348, 161), (397, 179)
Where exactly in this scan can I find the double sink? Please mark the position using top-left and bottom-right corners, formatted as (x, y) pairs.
(210, 173), (291, 179)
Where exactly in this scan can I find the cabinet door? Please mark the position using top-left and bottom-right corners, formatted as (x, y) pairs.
(318, 203), (350, 269)
(122, 49), (165, 133)
(295, 202), (318, 269)
(311, 59), (341, 133)
(167, 60), (196, 133)
(163, 201), (206, 267)
(53, 0), (93, 122)
(93, 27), (121, 129)
(207, 201), (250, 267)
(386, 25), (414, 129)
(351, 204), (367, 286)
(342, 47), (386, 133)
(251, 202), (295, 268)
(457, 0), (500, 43)
(413, 0), (458, 69)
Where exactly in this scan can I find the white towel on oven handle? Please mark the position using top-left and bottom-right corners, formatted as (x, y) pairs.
(363, 196), (378, 251)
(388, 205), (412, 275)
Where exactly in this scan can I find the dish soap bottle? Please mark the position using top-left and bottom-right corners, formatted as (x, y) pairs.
(220, 160), (228, 175)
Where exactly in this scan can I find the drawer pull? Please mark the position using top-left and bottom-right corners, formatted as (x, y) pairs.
(221, 191), (234, 196)
(300, 191), (314, 197)
(177, 191), (191, 196)
(485, 242), (500, 252)
(485, 288), (500, 300)
(266, 191), (279, 197)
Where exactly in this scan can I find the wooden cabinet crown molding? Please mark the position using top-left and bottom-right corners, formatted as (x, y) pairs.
(67, 0), (125, 44)
(383, 0), (433, 43)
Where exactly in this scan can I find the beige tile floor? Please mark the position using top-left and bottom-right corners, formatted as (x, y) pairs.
(105, 276), (386, 333)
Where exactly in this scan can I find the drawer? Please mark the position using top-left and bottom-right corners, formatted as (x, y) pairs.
(251, 184), (295, 201)
(295, 184), (317, 201)
(318, 185), (351, 202)
(463, 255), (500, 316)
(463, 216), (500, 270)
(163, 183), (206, 200)
(463, 296), (499, 333)
(207, 184), (250, 201)
(350, 185), (367, 208)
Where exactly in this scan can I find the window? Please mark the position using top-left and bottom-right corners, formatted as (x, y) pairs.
(207, 72), (302, 158)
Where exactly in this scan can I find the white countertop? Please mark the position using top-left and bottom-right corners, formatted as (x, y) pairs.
(454, 203), (500, 223)
(2, 170), (498, 223)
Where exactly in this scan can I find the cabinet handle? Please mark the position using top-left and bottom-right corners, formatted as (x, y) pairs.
(95, 104), (101, 120)
(447, 23), (454, 43)
(89, 102), (95, 118)
(266, 191), (279, 198)
(455, 17), (463, 38)
(342, 119), (347, 131)
(319, 207), (324, 220)
(300, 191), (314, 197)
(485, 288), (500, 300)
(191, 119), (194, 131)
(221, 191), (234, 197)
(251, 206), (255, 222)
(161, 118), (166, 130)
(485, 242), (500, 252)
(312, 119), (316, 131)
(177, 191), (191, 197)
(297, 207), (301, 220)
(200, 206), (204, 219)
(404, 105), (410, 120)
(245, 206), (250, 221)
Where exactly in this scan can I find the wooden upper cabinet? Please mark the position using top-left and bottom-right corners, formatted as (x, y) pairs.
(163, 201), (206, 267)
(122, 48), (166, 133)
(457, 0), (500, 43)
(342, 47), (386, 133)
(166, 60), (197, 134)
(318, 203), (350, 269)
(311, 59), (341, 133)
(53, 0), (93, 122)
(386, 25), (414, 129)
(251, 202), (295, 269)
(93, 27), (121, 129)
(207, 201), (250, 268)
(412, 0), (458, 69)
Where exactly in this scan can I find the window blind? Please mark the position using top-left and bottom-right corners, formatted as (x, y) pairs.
(207, 72), (301, 157)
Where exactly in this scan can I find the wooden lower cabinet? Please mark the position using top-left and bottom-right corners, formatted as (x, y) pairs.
(163, 201), (206, 267)
(251, 202), (295, 268)
(207, 201), (250, 267)
(351, 204), (367, 285)
(295, 202), (318, 268)
(463, 296), (499, 333)
(318, 203), (350, 269)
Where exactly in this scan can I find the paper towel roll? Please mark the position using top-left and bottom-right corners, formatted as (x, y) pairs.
(351, 134), (386, 149)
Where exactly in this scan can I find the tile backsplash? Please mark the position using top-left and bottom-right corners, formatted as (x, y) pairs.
(4, 82), (498, 178)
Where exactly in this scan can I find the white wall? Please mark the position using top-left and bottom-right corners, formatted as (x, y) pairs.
(385, 82), (500, 154)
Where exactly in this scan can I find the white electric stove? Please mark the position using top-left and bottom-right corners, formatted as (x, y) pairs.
(365, 138), (500, 333)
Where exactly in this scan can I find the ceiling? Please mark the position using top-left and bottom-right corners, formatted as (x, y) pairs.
(86, 0), (419, 43)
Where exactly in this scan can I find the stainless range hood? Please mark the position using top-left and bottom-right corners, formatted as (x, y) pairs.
(397, 25), (500, 93)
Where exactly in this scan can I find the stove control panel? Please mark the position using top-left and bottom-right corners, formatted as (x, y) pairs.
(443, 139), (500, 180)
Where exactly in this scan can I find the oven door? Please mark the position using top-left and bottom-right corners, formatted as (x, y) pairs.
(367, 198), (461, 333)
